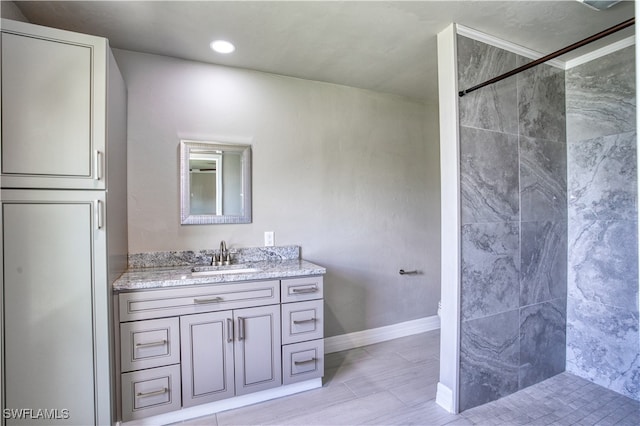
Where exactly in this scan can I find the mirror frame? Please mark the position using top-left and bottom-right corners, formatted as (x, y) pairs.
(180, 140), (252, 225)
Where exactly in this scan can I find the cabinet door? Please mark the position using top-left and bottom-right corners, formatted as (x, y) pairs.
(1, 190), (109, 425)
(1, 19), (107, 189)
(234, 305), (282, 396)
(180, 311), (235, 407)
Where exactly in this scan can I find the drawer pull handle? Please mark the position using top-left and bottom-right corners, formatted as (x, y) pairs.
(95, 200), (104, 229)
(135, 339), (167, 348)
(291, 286), (318, 294)
(94, 150), (103, 180)
(238, 317), (245, 341)
(193, 297), (223, 304)
(293, 318), (316, 324)
(227, 318), (234, 343)
(294, 358), (317, 365)
(136, 387), (168, 398)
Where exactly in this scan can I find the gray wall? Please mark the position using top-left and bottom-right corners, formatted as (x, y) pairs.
(112, 49), (441, 338)
(0, 1), (28, 21)
(456, 35), (567, 411)
(566, 46), (639, 401)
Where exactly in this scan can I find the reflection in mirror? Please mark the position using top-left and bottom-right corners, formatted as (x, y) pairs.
(180, 140), (252, 224)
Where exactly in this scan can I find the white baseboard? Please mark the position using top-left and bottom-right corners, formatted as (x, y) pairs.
(436, 382), (455, 413)
(324, 315), (440, 354)
(119, 379), (322, 426)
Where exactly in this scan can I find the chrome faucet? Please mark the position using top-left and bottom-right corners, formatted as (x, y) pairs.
(218, 240), (231, 265)
(211, 240), (228, 266)
(219, 240), (227, 259)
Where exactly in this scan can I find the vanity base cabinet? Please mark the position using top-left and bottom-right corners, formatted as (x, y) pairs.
(117, 277), (322, 424)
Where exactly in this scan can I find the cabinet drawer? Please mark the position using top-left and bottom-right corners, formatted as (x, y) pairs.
(281, 276), (323, 303)
(119, 280), (280, 321)
(121, 364), (181, 422)
(282, 339), (324, 385)
(281, 299), (323, 345)
(120, 317), (180, 372)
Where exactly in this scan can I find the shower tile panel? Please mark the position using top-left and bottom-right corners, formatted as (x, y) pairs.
(520, 221), (567, 306)
(566, 297), (640, 401)
(568, 219), (638, 312)
(520, 136), (567, 222)
(460, 310), (519, 411)
(457, 35), (518, 134)
(461, 222), (520, 322)
(568, 132), (637, 222)
(566, 46), (636, 143)
(517, 58), (566, 142)
(519, 298), (566, 389)
(460, 126), (519, 224)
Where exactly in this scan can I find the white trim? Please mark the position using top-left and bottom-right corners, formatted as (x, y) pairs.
(119, 379), (322, 426)
(565, 35), (636, 69)
(324, 315), (440, 354)
(437, 23), (462, 415)
(456, 24), (565, 69)
(457, 24), (636, 72)
(436, 382), (455, 413)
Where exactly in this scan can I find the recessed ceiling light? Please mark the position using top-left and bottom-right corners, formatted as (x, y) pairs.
(210, 40), (235, 54)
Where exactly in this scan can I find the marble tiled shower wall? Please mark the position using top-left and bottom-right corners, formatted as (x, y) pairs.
(457, 35), (567, 411)
(565, 46), (639, 401)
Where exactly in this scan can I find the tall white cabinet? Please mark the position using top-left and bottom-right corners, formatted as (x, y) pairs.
(0, 19), (127, 425)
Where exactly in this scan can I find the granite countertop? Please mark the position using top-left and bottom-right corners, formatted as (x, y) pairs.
(113, 258), (326, 292)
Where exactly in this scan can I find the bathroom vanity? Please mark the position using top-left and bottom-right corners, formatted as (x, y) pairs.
(113, 247), (326, 424)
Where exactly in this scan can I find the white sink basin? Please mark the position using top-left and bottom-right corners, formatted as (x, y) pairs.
(191, 267), (260, 277)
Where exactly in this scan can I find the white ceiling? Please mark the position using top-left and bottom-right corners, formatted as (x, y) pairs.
(9, 1), (636, 102)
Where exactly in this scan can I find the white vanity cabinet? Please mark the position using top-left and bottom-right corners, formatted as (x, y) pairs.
(116, 275), (324, 423)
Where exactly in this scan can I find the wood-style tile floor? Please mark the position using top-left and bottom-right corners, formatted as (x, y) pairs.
(177, 330), (639, 425)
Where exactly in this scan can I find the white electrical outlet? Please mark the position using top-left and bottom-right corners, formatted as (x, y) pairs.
(264, 231), (275, 247)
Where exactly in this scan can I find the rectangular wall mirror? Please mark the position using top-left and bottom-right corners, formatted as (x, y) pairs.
(180, 140), (252, 224)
